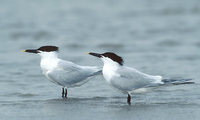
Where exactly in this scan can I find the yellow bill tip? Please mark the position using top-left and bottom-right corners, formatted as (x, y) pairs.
(21, 50), (26, 52)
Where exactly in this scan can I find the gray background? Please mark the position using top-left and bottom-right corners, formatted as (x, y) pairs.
(0, 0), (200, 120)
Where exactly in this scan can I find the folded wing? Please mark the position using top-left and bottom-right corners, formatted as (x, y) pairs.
(111, 67), (163, 92)
(47, 60), (101, 87)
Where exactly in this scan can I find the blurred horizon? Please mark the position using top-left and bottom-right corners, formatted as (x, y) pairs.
(0, 0), (200, 120)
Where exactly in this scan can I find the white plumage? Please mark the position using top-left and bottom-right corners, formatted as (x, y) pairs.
(89, 52), (193, 105)
(40, 52), (100, 88)
(101, 57), (163, 93)
(23, 46), (101, 98)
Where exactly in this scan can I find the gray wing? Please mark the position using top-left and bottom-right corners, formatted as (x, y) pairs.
(111, 67), (162, 91)
(47, 60), (101, 87)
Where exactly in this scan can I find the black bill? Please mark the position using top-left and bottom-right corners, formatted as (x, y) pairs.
(88, 52), (102, 58)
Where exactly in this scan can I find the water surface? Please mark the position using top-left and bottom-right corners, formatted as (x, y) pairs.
(1, 0), (200, 120)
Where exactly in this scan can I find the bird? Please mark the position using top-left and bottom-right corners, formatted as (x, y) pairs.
(22, 46), (101, 98)
(88, 52), (194, 105)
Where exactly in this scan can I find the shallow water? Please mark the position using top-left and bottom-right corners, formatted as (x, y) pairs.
(1, 0), (200, 120)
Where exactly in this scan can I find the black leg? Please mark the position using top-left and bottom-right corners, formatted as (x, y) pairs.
(62, 88), (64, 98)
(127, 94), (131, 105)
(65, 88), (67, 98)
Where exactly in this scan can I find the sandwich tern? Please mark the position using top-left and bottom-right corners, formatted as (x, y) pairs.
(88, 52), (193, 105)
(22, 46), (101, 98)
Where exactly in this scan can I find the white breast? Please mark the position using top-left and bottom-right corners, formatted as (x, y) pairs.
(40, 58), (58, 74)
(102, 58), (120, 83)
(39, 52), (59, 74)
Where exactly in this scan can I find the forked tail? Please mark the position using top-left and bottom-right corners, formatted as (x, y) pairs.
(162, 78), (194, 85)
